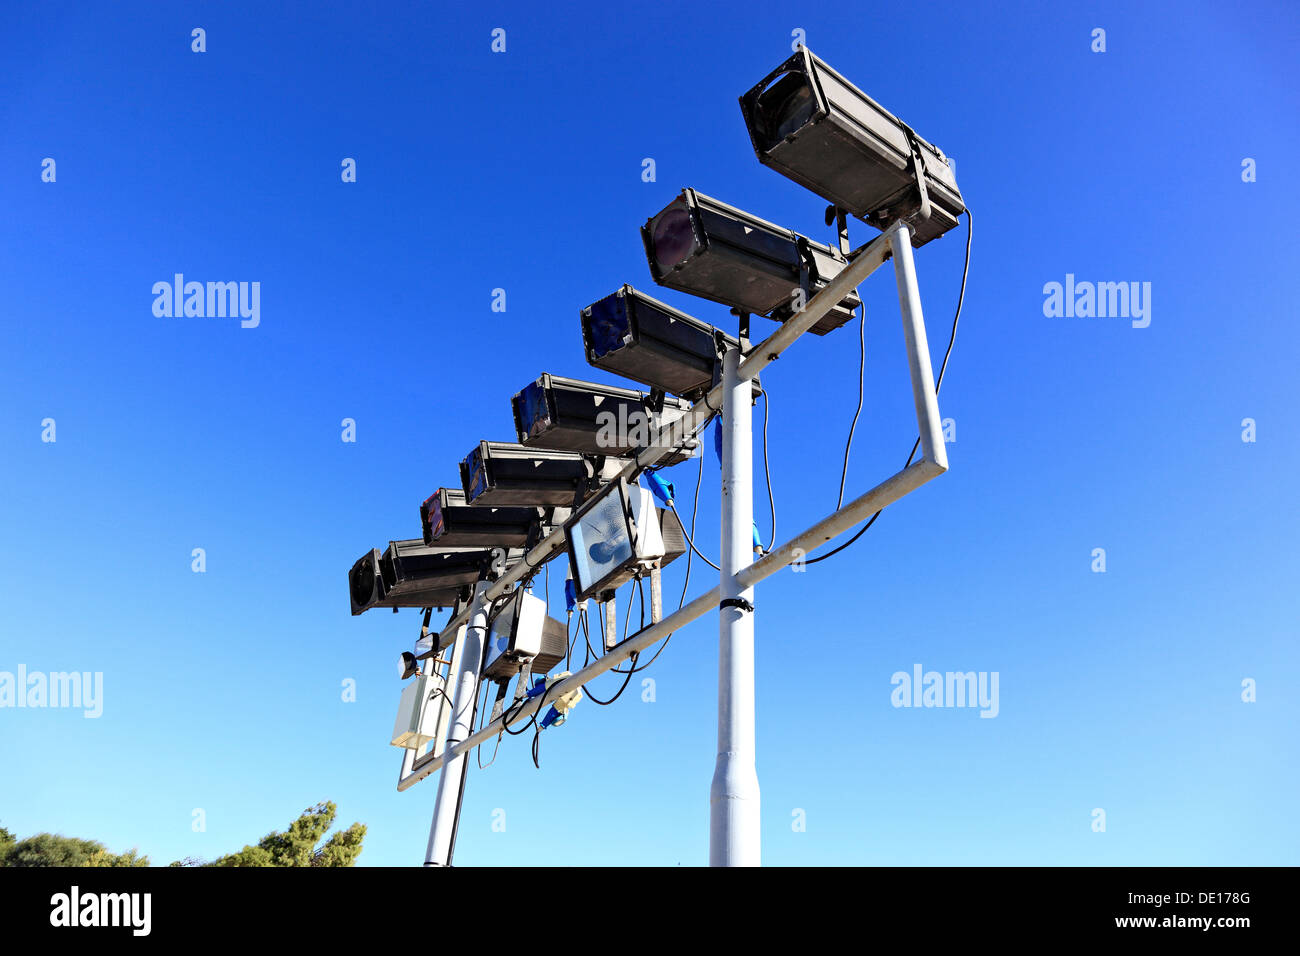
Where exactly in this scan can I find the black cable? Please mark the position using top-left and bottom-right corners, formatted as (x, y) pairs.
(502, 660), (564, 738)
(837, 297), (866, 509)
(618, 444), (704, 674)
(758, 386), (776, 551)
(671, 501), (720, 570)
(501, 682), (541, 736)
(476, 681), (503, 769)
(806, 207), (972, 566)
(564, 608), (574, 671)
(580, 653), (638, 705)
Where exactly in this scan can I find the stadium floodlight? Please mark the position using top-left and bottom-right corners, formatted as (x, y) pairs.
(482, 590), (568, 682)
(641, 188), (861, 335)
(350, 547), (467, 616)
(380, 540), (514, 595)
(567, 478), (688, 601)
(460, 441), (624, 508)
(738, 46), (965, 247)
(419, 487), (548, 548)
(580, 285), (737, 400)
(349, 541), (516, 616)
(511, 373), (697, 464)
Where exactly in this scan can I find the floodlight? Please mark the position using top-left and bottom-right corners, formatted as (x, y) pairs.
(350, 547), (465, 616)
(459, 441), (624, 508)
(568, 479), (682, 601)
(348, 541), (508, 616)
(419, 487), (547, 548)
(399, 651), (419, 680)
(581, 285), (737, 400)
(482, 590), (568, 682)
(511, 373), (697, 464)
(739, 46), (965, 247)
(641, 188), (861, 335)
(380, 539), (514, 595)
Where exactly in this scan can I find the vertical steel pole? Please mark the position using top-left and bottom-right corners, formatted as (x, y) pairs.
(710, 346), (760, 866)
(424, 579), (490, 866)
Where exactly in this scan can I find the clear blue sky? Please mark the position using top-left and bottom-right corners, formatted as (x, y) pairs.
(1, 0), (1296, 867)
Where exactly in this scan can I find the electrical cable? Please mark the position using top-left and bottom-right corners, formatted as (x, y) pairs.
(580, 651), (638, 705)
(836, 296), (866, 509)
(805, 207), (972, 565)
(671, 500), (720, 570)
(616, 443), (704, 674)
(757, 386), (776, 551)
(476, 681), (503, 769)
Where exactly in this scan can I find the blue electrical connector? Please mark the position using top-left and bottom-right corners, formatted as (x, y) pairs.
(564, 577), (577, 614)
(528, 677), (569, 727)
(753, 522), (763, 552)
(646, 470), (675, 507)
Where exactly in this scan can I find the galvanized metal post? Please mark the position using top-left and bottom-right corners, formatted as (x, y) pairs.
(710, 346), (760, 866)
(424, 580), (490, 866)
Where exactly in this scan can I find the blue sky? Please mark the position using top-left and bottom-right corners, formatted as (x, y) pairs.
(1, 0), (1296, 866)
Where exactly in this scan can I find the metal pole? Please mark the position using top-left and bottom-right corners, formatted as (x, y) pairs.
(889, 224), (947, 469)
(710, 346), (760, 866)
(424, 580), (490, 866)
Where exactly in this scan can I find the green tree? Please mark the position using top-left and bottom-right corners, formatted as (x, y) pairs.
(86, 847), (150, 867)
(0, 825), (15, 865)
(3, 833), (112, 867)
(203, 802), (365, 867)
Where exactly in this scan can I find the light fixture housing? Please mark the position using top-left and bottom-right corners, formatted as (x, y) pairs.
(419, 487), (547, 548)
(580, 285), (736, 400)
(582, 286), (743, 403)
(482, 590), (568, 682)
(567, 479), (683, 601)
(348, 541), (511, 616)
(641, 188), (860, 335)
(511, 373), (697, 464)
(739, 46), (964, 247)
(380, 540), (512, 596)
(459, 441), (624, 508)
(399, 651), (420, 681)
(350, 547), (467, 616)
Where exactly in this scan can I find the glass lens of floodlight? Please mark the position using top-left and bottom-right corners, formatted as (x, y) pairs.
(351, 556), (376, 606)
(466, 447), (488, 502)
(757, 72), (816, 145)
(585, 292), (631, 359)
(429, 496), (446, 539)
(651, 205), (696, 272)
(379, 551), (397, 590)
(571, 492), (633, 594)
(400, 651), (417, 680)
(518, 381), (551, 440)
